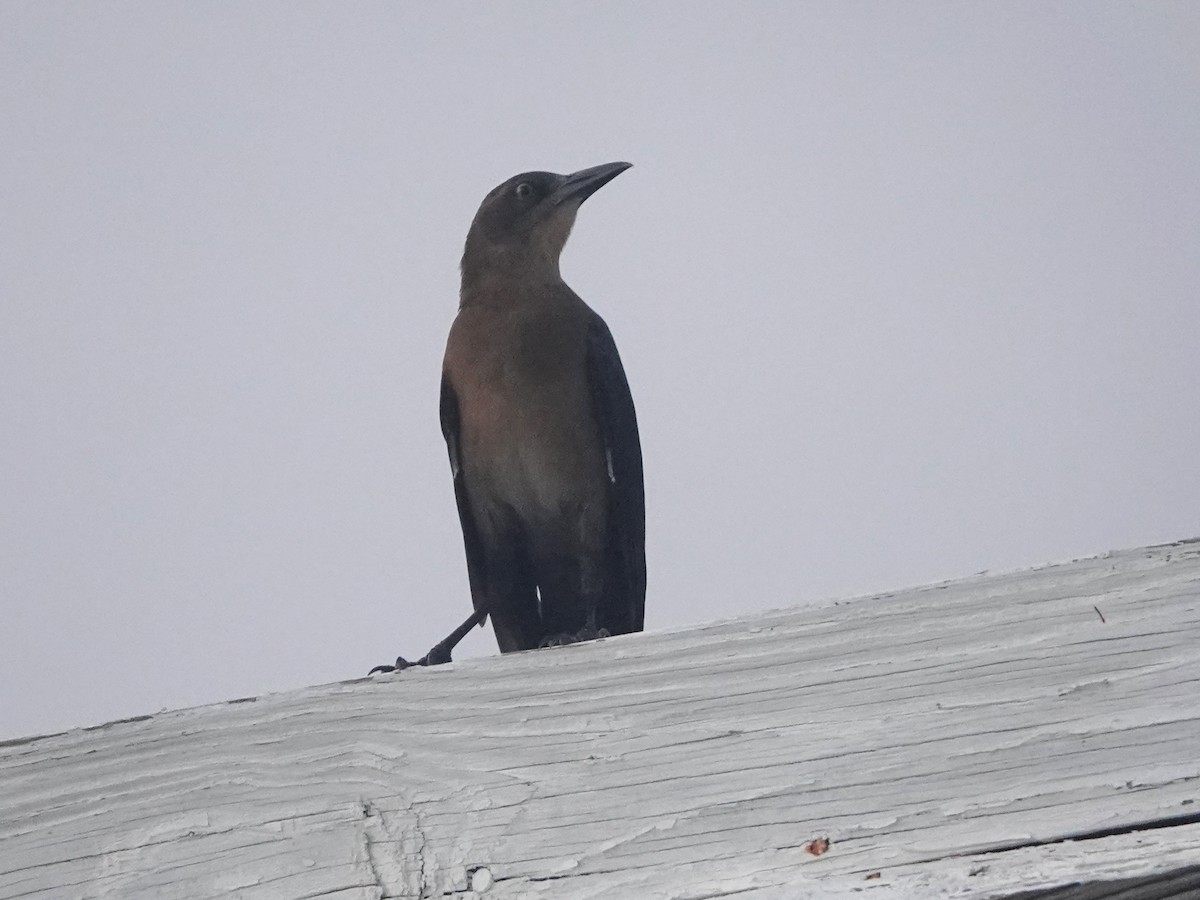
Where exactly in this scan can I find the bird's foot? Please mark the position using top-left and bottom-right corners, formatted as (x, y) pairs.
(367, 641), (455, 675)
(368, 656), (414, 675)
(422, 640), (454, 666)
(574, 625), (611, 643)
(536, 627), (611, 650)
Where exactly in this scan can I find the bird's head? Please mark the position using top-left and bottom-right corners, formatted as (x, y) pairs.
(460, 161), (631, 298)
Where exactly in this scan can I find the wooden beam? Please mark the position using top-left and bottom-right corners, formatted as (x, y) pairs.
(2, 539), (1199, 898)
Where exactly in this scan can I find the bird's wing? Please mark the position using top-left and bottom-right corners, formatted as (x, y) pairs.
(585, 313), (646, 633)
(440, 373), (489, 620)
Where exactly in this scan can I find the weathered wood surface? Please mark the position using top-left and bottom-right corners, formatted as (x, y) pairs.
(1011, 864), (1200, 899)
(2, 539), (1199, 899)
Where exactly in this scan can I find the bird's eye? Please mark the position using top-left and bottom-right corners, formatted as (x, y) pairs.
(515, 182), (534, 199)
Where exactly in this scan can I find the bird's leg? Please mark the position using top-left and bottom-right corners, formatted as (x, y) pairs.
(368, 608), (487, 674)
(571, 570), (609, 643)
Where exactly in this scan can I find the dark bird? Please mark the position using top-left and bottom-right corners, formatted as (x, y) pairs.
(372, 162), (645, 672)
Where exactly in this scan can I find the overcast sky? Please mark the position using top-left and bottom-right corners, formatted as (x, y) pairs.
(2, 2), (1197, 741)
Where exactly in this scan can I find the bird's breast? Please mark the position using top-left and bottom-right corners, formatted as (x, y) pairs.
(445, 299), (606, 527)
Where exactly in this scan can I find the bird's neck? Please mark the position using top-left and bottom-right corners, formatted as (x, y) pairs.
(460, 251), (564, 309)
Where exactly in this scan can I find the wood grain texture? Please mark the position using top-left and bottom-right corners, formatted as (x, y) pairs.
(2, 539), (1199, 899)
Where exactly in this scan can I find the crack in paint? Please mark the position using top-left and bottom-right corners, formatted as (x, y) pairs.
(950, 809), (1200, 860)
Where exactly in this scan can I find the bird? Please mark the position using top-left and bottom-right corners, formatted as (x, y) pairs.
(373, 162), (645, 672)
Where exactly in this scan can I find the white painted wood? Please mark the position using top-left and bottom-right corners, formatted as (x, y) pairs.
(2, 539), (1199, 899)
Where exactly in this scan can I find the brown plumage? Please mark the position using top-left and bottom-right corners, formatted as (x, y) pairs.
(439, 162), (645, 653)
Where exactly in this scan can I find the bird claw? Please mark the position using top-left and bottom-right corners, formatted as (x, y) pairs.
(538, 632), (578, 649)
(368, 656), (415, 675)
(368, 642), (455, 675)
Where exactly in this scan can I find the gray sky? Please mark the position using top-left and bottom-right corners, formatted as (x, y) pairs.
(2, 2), (1197, 741)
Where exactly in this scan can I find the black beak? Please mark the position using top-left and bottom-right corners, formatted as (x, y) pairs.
(553, 161), (632, 205)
